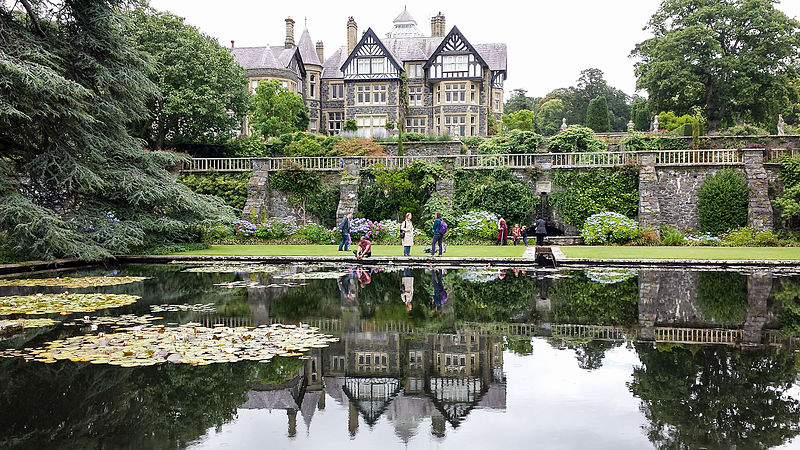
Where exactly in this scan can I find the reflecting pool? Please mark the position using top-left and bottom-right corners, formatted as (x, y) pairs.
(1, 264), (800, 449)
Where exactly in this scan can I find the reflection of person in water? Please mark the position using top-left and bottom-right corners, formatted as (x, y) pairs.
(430, 269), (447, 312)
(356, 266), (372, 288)
(338, 269), (354, 301)
(401, 268), (414, 311)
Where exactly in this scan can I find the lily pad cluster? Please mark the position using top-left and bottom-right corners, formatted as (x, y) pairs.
(150, 303), (216, 313)
(64, 314), (161, 328)
(0, 293), (140, 315)
(279, 271), (349, 280)
(4, 323), (337, 367)
(183, 264), (280, 273)
(0, 276), (149, 288)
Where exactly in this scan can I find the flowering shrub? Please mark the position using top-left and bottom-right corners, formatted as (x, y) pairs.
(233, 220), (257, 237)
(581, 212), (640, 245)
(253, 217), (299, 239)
(685, 232), (722, 246)
(453, 210), (500, 241)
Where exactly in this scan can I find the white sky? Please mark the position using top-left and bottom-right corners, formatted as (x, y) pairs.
(149, 0), (800, 100)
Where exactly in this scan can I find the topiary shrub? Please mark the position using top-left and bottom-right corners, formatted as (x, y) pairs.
(581, 212), (640, 245)
(402, 132), (426, 142)
(586, 96), (610, 132)
(697, 169), (748, 234)
(547, 125), (606, 153)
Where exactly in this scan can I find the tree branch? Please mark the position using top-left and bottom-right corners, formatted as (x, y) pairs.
(19, 0), (44, 36)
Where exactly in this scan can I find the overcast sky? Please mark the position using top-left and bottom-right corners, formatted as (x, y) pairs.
(149, 0), (800, 100)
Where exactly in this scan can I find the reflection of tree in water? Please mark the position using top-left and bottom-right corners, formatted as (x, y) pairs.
(550, 271), (638, 326)
(504, 336), (533, 355)
(697, 272), (748, 326)
(548, 338), (622, 370)
(0, 358), (260, 448)
(776, 277), (800, 335)
(269, 279), (342, 320)
(448, 273), (539, 323)
(629, 344), (800, 449)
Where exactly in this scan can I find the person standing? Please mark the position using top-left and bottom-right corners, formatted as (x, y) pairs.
(338, 212), (352, 251)
(400, 212), (414, 256)
(430, 212), (445, 257)
(496, 216), (508, 246)
(521, 225), (529, 246)
(511, 224), (521, 245)
(535, 216), (547, 246)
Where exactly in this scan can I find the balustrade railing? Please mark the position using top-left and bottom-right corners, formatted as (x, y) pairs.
(551, 151), (639, 168)
(551, 324), (626, 341)
(184, 149), (780, 173)
(654, 327), (741, 345)
(655, 149), (741, 166)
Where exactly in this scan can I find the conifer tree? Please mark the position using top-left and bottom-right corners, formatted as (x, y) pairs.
(0, 0), (233, 261)
(586, 96), (611, 132)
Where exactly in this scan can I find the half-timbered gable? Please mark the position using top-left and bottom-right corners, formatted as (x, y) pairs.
(424, 26), (487, 81)
(340, 28), (403, 81)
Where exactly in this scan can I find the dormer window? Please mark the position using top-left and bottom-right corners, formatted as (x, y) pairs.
(357, 58), (386, 75)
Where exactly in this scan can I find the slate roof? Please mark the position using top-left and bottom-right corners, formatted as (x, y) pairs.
(474, 43), (507, 72)
(322, 46), (347, 79)
(382, 37), (442, 62)
(297, 28), (322, 66)
(393, 7), (417, 24)
(230, 46), (282, 71)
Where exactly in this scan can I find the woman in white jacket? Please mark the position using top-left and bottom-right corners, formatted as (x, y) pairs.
(400, 212), (414, 256)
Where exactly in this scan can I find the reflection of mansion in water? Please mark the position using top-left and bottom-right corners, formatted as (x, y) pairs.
(240, 328), (505, 440)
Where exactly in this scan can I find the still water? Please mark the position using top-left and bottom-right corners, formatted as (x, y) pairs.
(1, 264), (800, 449)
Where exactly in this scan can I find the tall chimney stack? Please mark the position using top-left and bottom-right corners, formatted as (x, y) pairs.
(316, 41), (325, 63)
(431, 12), (446, 37)
(285, 17), (295, 48)
(347, 17), (358, 54)
(230, 40), (235, 49)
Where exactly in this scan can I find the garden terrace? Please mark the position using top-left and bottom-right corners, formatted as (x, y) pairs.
(182, 148), (799, 173)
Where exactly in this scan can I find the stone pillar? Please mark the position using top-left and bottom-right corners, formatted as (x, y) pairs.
(242, 159), (269, 221)
(742, 272), (771, 348)
(435, 156), (456, 209)
(638, 151), (661, 236)
(637, 270), (658, 341)
(336, 157), (360, 220)
(741, 148), (774, 231)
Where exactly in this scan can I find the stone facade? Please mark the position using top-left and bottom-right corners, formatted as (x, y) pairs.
(742, 149), (774, 231)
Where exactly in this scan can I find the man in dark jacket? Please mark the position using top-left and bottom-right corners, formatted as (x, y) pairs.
(535, 217), (547, 246)
(338, 212), (352, 251)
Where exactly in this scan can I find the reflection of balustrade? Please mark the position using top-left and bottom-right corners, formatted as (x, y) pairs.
(192, 314), (254, 328)
(654, 327), (741, 345)
(551, 324), (627, 341)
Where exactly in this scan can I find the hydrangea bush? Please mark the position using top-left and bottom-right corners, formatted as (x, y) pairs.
(581, 212), (640, 245)
(452, 210), (500, 241)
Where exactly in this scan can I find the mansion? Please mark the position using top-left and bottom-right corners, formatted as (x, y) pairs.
(230, 9), (507, 138)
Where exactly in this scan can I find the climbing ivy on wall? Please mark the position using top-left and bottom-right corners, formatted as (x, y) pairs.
(358, 161), (447, 224)
(550, 167), (639, 228)
(453, 168), (539, 226)
(270, 167), (339, 227)
(178, 173), (250, 211)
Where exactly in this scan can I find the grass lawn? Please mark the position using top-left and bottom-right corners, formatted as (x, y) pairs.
(178, 244), (526, 258)
(560, 246), (800, 260)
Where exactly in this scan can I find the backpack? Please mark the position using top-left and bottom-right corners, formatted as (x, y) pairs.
(438, 220), (448, 235)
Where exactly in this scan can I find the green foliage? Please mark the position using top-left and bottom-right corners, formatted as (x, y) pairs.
(142, 242), (210, 255)
(421, 194), (456, 230)
(542, 68), (632, 131)
(547, 125), (607, 153)
(450, 273), (539, 322)
(293, 223), (335, 244)
(282, 132), (326, 156)
(249, 80), (309, 137)
(630, 344), (800, 449)
(358, 162), (448, 224)
(0, 1), (234, 261)
(715, 123), (771, 136)
(504, 88), (537, 114)
(698, 169), (748, 234)
(697, 272), (747, 326)
(776, 278), (800, 336)
(454, 169), (539, 226)
(581, 212), (640, 245)
(125, 8), (249, 149)
(477, 129), (544, 154)
(632, 0), (800, 127)
(620, 132), (692, 150)
(487, 108), (500, 136)
(630, 97), (651, 131)
(269, 168), (338, 226)
(656, 111), (695, 133)
(585, 96), (611, 132)
(502, 110), (536, 132)
(461, 136), (484, 149)
(403, 132), (426, 142)
(776, 155), (800, 226)
(226, 136), (271, 157)
(178, 173), (250, 211)
(550, 168), (639, 228)
(660, 225), (686, 246)
(721, 227), (783, 247)
(536, 98), (565, 136)
(343, 120), (358, 132)
(550, 271), (639, 326)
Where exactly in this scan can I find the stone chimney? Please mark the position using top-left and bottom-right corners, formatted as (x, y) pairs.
(431, 12), (446, 37)
(230, 40), (235, 49)
(316, 41), (325, 63)
(347, 17), (357, 54)
(285, 17), (295, 48)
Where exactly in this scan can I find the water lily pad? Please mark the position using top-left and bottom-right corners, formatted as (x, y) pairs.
(183, 264), (280, 273)
(0, 276), (148, 288)
(0, 293), (140, 315)
(150, 303), (216, 313)
(2, 323), (337, 367)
